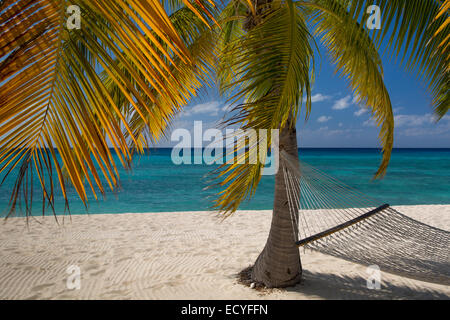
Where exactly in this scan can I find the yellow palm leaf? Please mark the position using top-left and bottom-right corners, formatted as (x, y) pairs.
(0, 0), (215, 217)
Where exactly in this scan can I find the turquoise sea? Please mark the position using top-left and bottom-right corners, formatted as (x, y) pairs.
(1, 148), (449, 215)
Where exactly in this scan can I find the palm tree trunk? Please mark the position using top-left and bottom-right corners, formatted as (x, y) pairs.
(250, 123), (302, 287)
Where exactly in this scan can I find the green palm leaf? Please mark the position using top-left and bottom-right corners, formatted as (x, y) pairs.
(212, 0), (449, 214)
(0, 0), (215, 217)
(101, 2), (218, 150)
(212, 0), (314, 214)
(347, 0), (449, 118)
(308, 0), (393, 177)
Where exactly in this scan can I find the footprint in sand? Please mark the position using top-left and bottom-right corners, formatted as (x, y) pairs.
(31, 283), (54, 292)
(116, 256), (130, 263)
(85, 264), (98, 272)
(90, 269), (106, 276)
(105, 289), (129, 296)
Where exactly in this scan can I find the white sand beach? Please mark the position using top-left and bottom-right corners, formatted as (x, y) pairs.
(0, 205), (449, 300)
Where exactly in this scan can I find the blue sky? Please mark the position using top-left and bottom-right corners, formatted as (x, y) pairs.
(158, 45), (450, 148)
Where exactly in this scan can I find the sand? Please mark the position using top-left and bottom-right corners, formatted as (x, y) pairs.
(0, 205), (449, 300)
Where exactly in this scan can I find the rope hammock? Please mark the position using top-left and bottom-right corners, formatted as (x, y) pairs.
(280, 150), (450, 285)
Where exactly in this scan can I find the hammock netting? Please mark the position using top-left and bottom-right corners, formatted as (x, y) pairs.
(280, 151), (450, 285)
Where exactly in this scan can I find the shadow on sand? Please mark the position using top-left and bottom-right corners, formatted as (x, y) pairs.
(285, 270), (450, 300)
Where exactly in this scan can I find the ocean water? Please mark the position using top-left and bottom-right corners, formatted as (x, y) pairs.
(0, 148), (449, 216)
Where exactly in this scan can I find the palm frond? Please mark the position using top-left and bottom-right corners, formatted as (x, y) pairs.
(0, 0), (215, 217)
(308, 0), (393, 178)
(433, 0), (450, 118)
(212, 0), (314, 214)
(216, 0), (248, 95)
(346, 0), (449, 119)
(101, 2), (219, 150)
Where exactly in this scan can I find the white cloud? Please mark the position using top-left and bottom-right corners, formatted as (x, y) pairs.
(332, 95), (352, 110)
(300, 126), (363, 139)
(399, 119), (450, 137)
(354, 107), (368, 117)
(393, 114), (450, 137)
(317, 115), (332, 123)
(184, 101), (221, 117)
(222, 104), (231, 111)
(363, 119), (376, 127)
(394, 113), (436, 127)
(362, 113), (450, 130)
(303, 93), (331, 103)
(312, 93), (331, 103)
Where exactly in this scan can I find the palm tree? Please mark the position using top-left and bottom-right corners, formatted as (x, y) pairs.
(211, 0), (449, 287)
(1, 0), (448, 289)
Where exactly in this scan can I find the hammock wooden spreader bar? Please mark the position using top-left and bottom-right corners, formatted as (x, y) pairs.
(296, 204), (390, 247)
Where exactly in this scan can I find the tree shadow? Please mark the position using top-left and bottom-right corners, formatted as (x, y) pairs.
(285, 270), (450, 300)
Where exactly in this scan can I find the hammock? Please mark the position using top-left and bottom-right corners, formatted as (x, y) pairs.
(280, 150), (450, 285)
